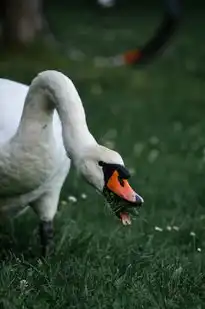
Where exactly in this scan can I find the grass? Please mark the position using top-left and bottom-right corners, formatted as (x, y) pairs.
(1, 4), (205, 308)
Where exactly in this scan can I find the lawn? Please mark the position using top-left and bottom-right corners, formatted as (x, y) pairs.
(0, 3), (205, 308)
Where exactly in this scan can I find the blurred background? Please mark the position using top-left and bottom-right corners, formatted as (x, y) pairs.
(1, 1), (205, 308)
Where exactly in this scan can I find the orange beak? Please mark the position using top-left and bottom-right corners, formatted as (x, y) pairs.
(106, 170), (144, 205)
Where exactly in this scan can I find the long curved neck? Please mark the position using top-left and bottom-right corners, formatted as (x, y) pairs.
(16, 70), (97, 160)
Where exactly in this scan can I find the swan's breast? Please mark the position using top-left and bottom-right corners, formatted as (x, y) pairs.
(0, 139), (66, 197)
(0, 156), (70, 216)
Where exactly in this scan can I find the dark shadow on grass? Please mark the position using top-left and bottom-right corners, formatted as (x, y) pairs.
(0, 215), (39, 260)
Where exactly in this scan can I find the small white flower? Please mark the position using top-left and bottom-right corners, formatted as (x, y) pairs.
(68, 196), (77, 203)
(20, 279), (28, 292)
(173, 226), (179, 231)
(61, 200), (67, 206)
(166, 226), (172, 231)
(190, 231), (196, 237)
(37, 259), (43, 266)
(81, 193), (87, 200)
(155, 226), (163, 232)
(148, 149), (159, 163)
(197, 247), (202, 252)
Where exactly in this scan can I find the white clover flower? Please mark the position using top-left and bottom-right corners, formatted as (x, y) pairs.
(81, 193), (87, 200)
(68, 196), (77, 203)
(20, 279), (28, 292)
(155, 226), (163, 232)
(61, 200), (67, 206)
(148, 149), (159, 163)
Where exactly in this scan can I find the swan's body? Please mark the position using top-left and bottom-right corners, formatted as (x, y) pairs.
(0, 77), (70, 219)
(0, 70), (143, 255)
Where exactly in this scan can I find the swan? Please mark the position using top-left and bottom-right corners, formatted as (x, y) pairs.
(0, 70), (144, 256)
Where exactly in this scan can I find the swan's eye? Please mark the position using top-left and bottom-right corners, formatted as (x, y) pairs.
(118, 176), (125, 187)
(98, 161), (104, 167)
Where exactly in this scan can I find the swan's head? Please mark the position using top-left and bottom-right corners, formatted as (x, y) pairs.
(77, 145), (144, 225)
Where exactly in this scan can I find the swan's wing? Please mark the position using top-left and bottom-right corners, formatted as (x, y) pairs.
(0, 79), (28, 145)
(0, 79), (64, 153)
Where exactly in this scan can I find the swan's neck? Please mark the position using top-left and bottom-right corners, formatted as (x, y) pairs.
(16, 71), (97, 160)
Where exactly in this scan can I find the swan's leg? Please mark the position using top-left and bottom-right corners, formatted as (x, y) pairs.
(31, 190), (60, 257)
(31, 159), (70, 256)
(39, 220), (54, 257)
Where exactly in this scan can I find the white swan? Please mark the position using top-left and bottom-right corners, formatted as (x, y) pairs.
(0, 70), (143, 255)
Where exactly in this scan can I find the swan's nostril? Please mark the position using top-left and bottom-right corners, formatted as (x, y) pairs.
(135, 194), (144, 206)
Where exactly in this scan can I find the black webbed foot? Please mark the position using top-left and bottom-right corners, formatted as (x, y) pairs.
(39, 220), (54, 257)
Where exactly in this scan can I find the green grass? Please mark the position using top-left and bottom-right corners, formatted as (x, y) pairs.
(1, 5), (205, 309)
